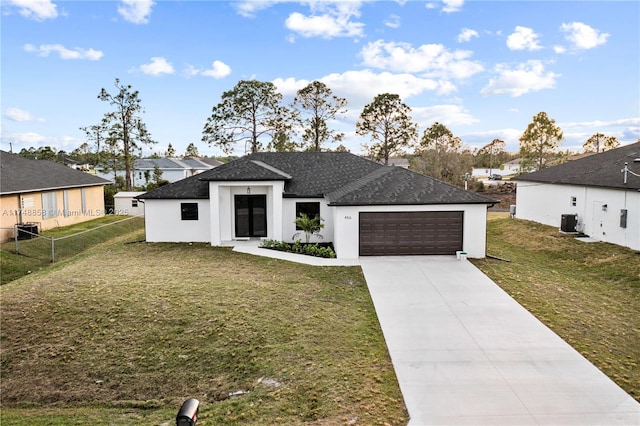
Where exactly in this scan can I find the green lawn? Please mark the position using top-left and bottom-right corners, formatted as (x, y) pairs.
(473, 215), (640, 402)
(1, 236), (408, 425)
(2, 214), (638, 425)
(1, 216), (144, 285)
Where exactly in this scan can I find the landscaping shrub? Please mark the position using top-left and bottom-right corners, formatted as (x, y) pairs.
(260, 239), (336, 258)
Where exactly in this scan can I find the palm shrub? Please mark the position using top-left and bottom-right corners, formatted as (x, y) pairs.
(293, 213), (324, 243)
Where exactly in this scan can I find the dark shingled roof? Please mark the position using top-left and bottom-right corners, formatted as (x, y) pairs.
(326, 166), (495, 205)
(1, 150), (110, 195)
(139, 151), (497, 205)
(515, 142), (640, 190)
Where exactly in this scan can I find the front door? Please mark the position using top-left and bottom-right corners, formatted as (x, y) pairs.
(235, 195), (267, 238)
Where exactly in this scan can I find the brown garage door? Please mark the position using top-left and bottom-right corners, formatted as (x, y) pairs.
(359, 211), (463, 256)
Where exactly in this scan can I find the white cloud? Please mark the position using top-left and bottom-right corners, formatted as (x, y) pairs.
(506, 26), (542, 51)
(412, 104), (479, 127)
(4, 107), (44, 122)
(553, 45), (566, 54)
(139, 57), (175, 76)
(442, 0), (464, 13)
(23, 43), (103, 60)
(384, 14), (401, 29)
(233, 0), (279, 18)
(461, 128), (523, 150)
(285, 2), (365, 39)
(3, 132), (48, 145)
(1, 132), (84, 151)
(9, 0), (57, 21)
(186, 60), (231, 79)
(360, 40), (483, 80)
(274, 69), (453, 111)
(560, 22), (609, 50)
(481, 60), (559, 97)
(560, 117), (640, 130)
(118, 0), (154, 24)
(457, 28), (478, 43)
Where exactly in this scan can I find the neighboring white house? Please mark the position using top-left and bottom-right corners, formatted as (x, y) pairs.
(472, 168), (505, 178)
(138, 152), (497, 259)
(114, 191), (146, 216)
(503, 159), (527, 174)
(96, 157), (218, 185)
(514, 142), (640, 251)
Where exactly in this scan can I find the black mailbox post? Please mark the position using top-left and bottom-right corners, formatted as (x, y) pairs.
(176, 398), (199, 426)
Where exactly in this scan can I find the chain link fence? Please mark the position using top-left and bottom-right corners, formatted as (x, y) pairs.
(2, 216), (144, 263)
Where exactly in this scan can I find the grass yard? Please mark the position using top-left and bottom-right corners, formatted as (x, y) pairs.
(0, 232), (408, 425)
(473, 214), (640, 402)
(1, 215), (144, 285)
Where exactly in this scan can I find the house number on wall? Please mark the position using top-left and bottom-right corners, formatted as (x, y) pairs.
(344, 216), (352, 220)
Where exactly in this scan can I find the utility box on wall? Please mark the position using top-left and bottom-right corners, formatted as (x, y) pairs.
(620, 209), (628, 228)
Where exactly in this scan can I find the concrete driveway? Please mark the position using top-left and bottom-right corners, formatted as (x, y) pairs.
(360, 256), (640, 426)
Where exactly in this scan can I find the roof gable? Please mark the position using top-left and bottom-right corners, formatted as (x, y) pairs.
(1, 150), (110, 195)
(515, 142), (640, 190)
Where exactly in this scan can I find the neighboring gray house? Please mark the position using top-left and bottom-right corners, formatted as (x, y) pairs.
(96, 157), (217, 185)
(138, 152), (496, 259)
(515, 142), (640, 251)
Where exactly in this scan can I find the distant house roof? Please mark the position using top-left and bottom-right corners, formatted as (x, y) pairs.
(132, 157), (216, 172)
(198, 157), (224, 167)
(180, 157), (215, 170)
(134, 158), (188, 170)
(139, 152), (496, 206)
(515, 142), (640, 190)
(0, 150), (110, 195)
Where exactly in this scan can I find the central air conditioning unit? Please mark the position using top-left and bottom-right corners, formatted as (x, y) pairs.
(16, 223), (39, 240)
(560, 214), (578, 233)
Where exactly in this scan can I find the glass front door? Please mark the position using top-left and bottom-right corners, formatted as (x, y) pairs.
(235, 195), (267, 238)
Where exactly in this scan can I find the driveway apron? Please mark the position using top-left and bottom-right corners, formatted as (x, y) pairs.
(360, 256), (640, 426)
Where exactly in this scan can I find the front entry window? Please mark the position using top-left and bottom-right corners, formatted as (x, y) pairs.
(235, 195), (267, 238)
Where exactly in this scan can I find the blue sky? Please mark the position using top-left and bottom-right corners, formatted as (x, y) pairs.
(2, 0), (638, 157)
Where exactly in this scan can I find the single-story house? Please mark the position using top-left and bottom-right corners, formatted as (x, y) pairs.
(0, 150), (110, 241)
(95, 157), (217, 185)
(502, 158), (527, 174)
(138, 152), (496, 259)
(113, 191), (146, 216)
(514, 142), (640, 251)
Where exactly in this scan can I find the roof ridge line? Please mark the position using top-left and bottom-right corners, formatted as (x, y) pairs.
(250, 160), (292, 179)
(326, 166), (393, 201)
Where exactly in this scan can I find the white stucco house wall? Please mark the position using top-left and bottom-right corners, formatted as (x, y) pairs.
(114, 191), (146, 216)
(515, 142), (640, 251)
(138, 152), (497, 259)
